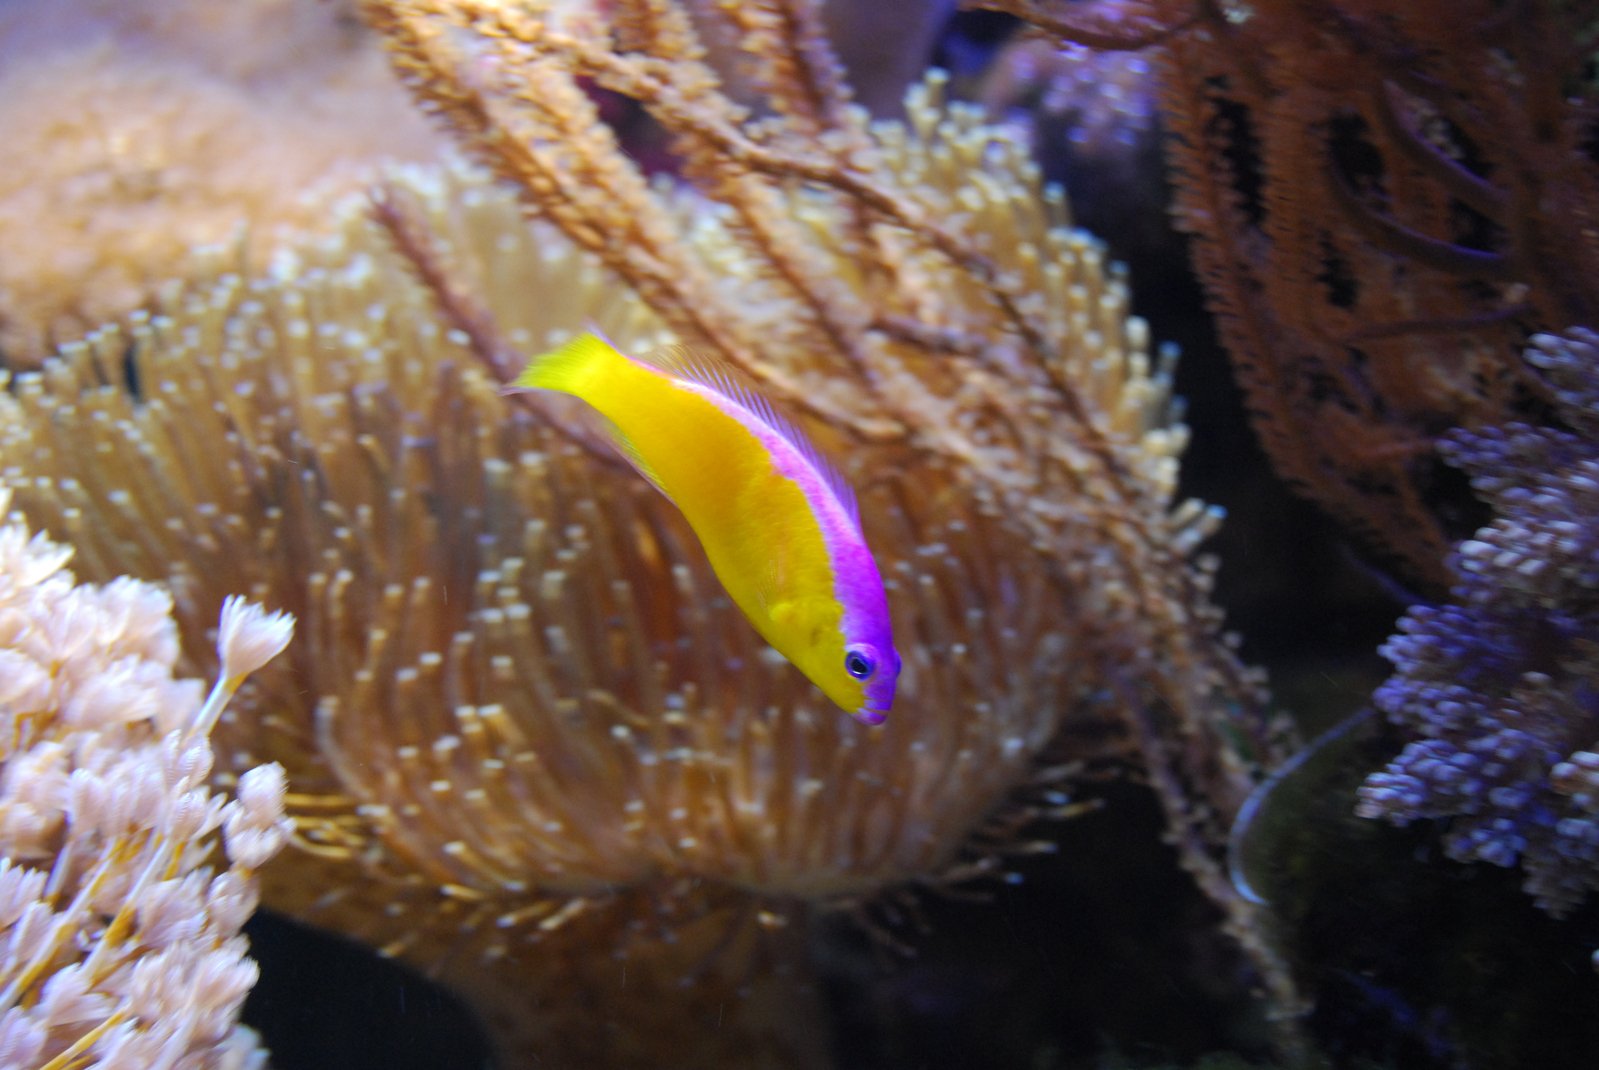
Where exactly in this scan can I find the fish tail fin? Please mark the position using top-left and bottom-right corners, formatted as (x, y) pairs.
(512, 330), (625, 398)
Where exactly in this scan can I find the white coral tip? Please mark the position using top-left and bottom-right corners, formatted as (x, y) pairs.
(216, 596), (294, 682)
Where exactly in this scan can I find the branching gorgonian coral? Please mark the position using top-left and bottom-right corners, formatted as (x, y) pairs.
(0, 487), (293, 1069)
(1358, 328), (1599, 917)
(980, 0), (1599, 592)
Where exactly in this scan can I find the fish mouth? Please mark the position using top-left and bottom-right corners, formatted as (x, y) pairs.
(852, 705), (888, 727)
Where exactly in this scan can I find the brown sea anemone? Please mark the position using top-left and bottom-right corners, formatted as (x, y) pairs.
(0, 20), (1287, 1059)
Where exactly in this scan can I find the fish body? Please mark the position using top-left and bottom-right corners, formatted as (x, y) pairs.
(512, 332), (899, 724)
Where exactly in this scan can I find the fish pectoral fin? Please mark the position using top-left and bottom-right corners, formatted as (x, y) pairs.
(767, 596), (827, 650)
(755, 553), (785, 615)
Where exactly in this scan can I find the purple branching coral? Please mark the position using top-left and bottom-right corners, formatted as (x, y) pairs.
(1358, 328), (1599, 917)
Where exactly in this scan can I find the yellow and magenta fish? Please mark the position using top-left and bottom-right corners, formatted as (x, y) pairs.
(511, 331), (900, 725)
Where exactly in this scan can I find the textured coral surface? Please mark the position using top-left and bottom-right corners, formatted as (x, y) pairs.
(0, 0), (444, 364)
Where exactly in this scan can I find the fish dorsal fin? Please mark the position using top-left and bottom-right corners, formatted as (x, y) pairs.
(638, 344), (861, 526)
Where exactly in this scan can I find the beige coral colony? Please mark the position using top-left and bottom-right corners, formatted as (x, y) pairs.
(0, 1), (1307, 1068)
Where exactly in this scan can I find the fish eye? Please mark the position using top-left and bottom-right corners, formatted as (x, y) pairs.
(844, 647), (876, 680)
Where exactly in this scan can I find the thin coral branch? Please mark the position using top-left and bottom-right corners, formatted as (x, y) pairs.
(1339, 302), (1533, 345)
(1324, 150), (1514, 279)
(969, 0), (1196, 51)
(714, 0), (854, 133)
(611, 0), (708, 62)
(368, 185), (524, 385)
(368, 182), (630, 471)
(1371, 82), (1507, 219)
